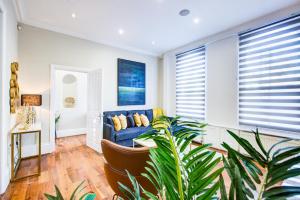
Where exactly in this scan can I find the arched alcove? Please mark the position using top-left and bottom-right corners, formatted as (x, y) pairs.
(62, 74), (77, 108)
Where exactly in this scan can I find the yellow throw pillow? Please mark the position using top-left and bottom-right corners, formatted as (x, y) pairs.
(153, 108), (164, 119)
(140, 114), (150, 127)
(112, 115), (122, 131)
(118, 114), (127, 129)
(133, 113), (142, 127)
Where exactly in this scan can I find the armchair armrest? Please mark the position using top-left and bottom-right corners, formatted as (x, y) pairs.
(103, 123), (116, 142)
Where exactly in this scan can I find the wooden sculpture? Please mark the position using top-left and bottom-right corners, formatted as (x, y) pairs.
(10, 62), (20, 113)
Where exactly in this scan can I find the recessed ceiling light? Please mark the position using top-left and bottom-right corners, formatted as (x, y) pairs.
(118, 29), (124, 35)
(193, 18), (200, 24)
(71, 13), (76, 19)
(179, 9), (190, 16)
(151, 41), (156, 45)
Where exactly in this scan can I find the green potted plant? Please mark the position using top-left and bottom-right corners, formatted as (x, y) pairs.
(55, 114), (61, 139)
(119, 116), (223, 199)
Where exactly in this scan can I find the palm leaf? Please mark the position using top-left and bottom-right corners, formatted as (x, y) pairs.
(222, 129), (300, 200)
(219, 175), (228, 200)
(263, 186), (300, 199)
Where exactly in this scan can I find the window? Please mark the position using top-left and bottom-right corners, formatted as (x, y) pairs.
(238, 15), (300, 133)
(176, 46), (206, 121)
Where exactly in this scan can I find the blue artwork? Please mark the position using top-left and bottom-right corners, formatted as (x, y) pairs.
(118, 59), (146, 106)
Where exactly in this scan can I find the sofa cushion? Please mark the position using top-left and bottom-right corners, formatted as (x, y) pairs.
(118, 114), (127, 129)
(127, 114), (135, 127)
(133, 113), (142, 127)
(145, 109), (153, 122)
(140, 114), (150, 127)
(106, 115), (113, 125)
(112, 115), (122, 131)
(115, 126), (152, 141)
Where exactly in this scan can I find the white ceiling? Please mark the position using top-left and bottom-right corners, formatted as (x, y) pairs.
(14, 0), (300, 56)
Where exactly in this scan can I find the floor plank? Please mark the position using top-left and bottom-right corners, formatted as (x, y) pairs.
(1, 135), (114, 200)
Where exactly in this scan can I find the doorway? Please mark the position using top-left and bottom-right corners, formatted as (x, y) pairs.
(50, 65), (103, 153)
(55, 70), (87, 138)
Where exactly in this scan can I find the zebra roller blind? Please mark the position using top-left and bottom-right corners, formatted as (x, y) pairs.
(239, 15), (300, 133)
(176, 46), (206, 121)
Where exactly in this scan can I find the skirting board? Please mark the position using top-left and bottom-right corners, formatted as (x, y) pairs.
(0, 169), (9, 194)
(21, 143), (53, 158)
(56, 128), (87, 138)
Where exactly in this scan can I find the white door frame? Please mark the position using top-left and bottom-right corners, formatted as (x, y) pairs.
(49, 64), (102, 152)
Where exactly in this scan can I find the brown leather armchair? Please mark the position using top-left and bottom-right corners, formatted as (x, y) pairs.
(101, 139), (157, 199)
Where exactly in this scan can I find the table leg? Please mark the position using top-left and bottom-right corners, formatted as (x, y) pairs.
(19, 134), (22, 160)
(38, 131), (41, 175)
(11, 133), (14, 181)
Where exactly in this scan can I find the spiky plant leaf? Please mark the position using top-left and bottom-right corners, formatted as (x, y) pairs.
(45, 181), (95, 200)
(221, 129), (300, 200)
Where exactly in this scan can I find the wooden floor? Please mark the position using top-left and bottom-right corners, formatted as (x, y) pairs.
(2, 135), (233, 200)
(2, 135), (114, 200)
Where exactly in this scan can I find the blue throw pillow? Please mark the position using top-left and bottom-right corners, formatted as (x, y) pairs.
(145, 109), (153, 122)
(106, 115), (113, 125)
(127, 115), (135, 127)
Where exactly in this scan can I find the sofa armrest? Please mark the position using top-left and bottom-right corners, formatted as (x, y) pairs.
(103, 123), (116, 142)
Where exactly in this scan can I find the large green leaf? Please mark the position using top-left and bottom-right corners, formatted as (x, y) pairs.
(266, 168), (300, 188)
(222, 129), (300, 200)
(227, 130), (266, 166)
(219, 175), (228, 200)
(269, 156), (300, 176)
(263, 186), (300, 199)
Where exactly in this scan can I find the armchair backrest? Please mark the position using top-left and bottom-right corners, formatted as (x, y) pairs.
(101, 139), (156, 197)
(101, 139), (150, 176)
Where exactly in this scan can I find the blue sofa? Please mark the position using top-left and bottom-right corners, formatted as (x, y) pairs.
(103, 109), (154, 147)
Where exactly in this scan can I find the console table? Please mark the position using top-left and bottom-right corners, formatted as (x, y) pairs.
(10, 123), (41, 182)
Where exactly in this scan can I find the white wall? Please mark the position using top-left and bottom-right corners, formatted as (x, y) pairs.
(206, 37), (238, 129)
(0, 0), (18, 194)
(162, 5), (300, 149)
(18, 24), (160, 155)
(55, 70), (87, 137)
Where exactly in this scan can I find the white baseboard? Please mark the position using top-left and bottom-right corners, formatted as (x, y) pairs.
(56, 128), (87, 138)
(0, 170), (9, 194)
(21, 143), (53, 158)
